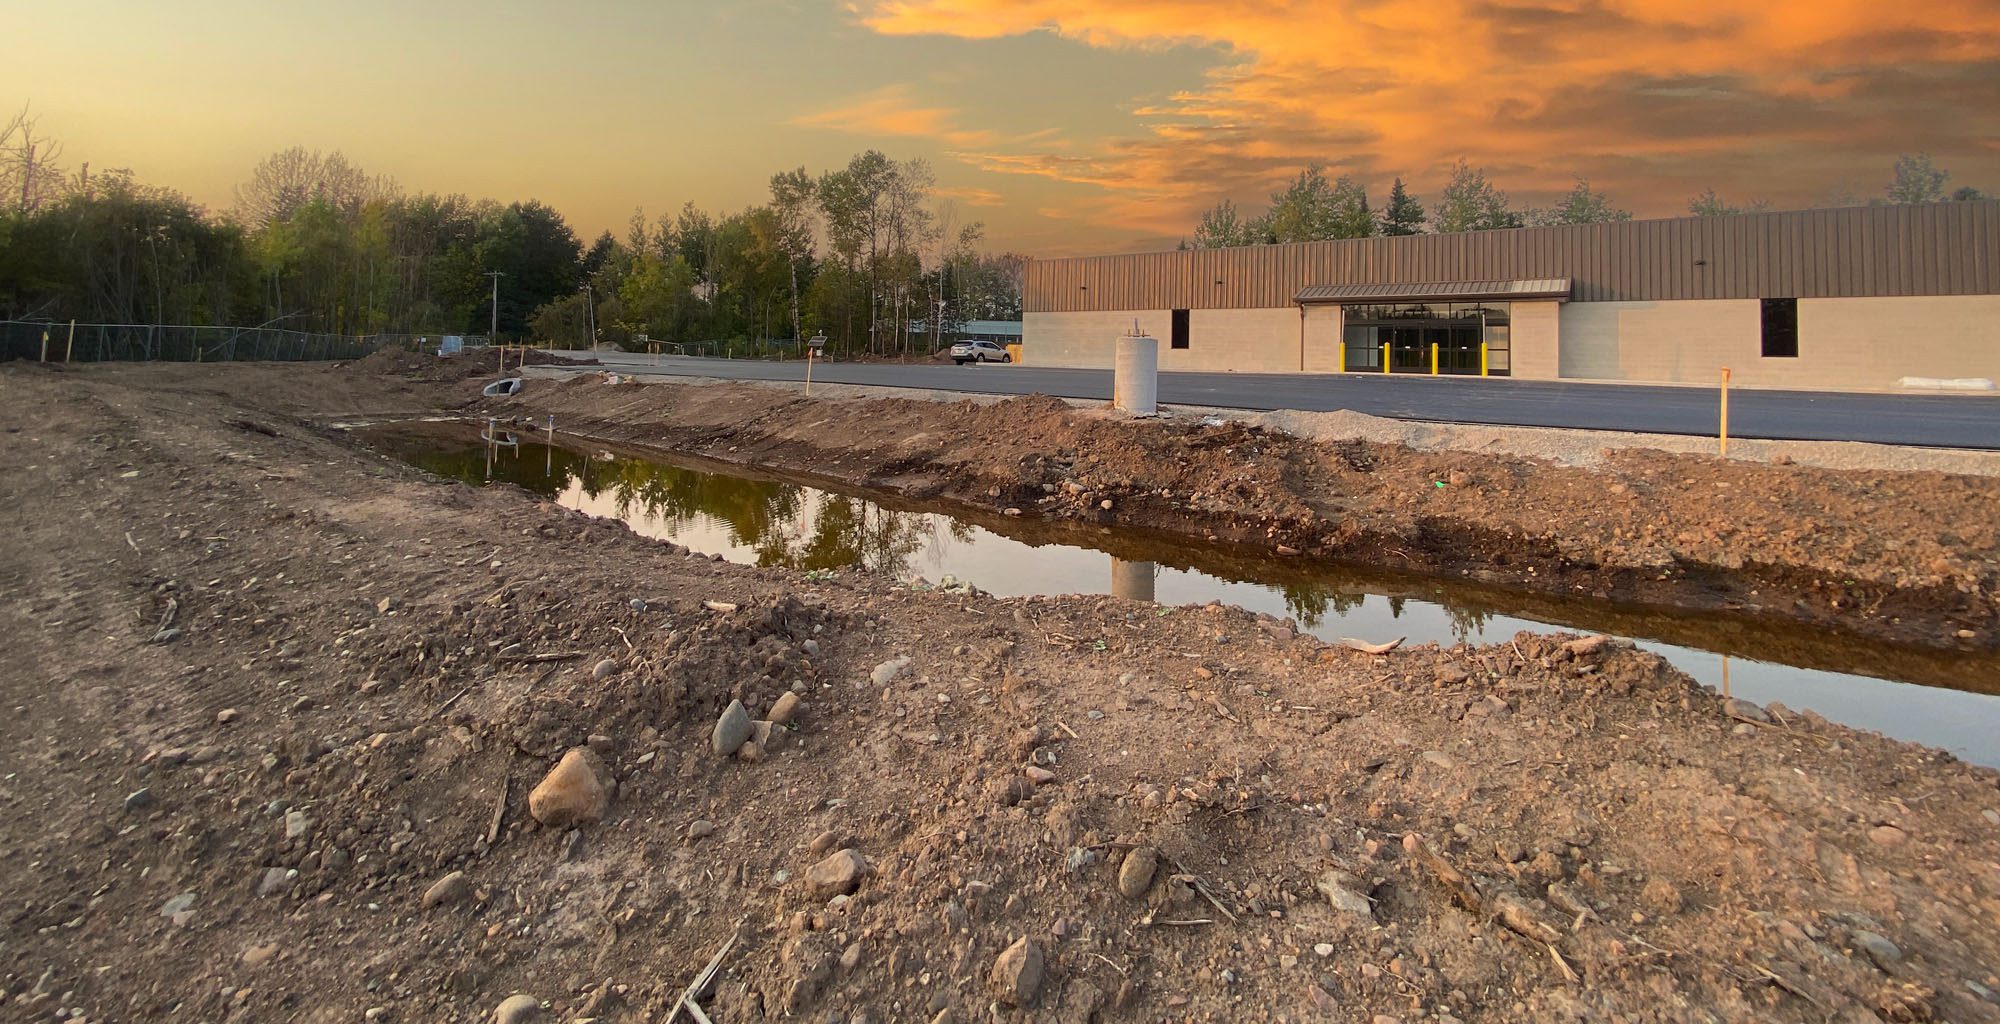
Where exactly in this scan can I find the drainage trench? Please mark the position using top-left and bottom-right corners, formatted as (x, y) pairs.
(359, 421), (2000, 767)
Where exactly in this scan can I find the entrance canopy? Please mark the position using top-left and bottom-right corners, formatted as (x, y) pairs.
(1295, 279), (1571, 305)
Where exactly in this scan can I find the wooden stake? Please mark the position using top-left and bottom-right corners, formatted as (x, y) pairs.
(64, 320), (75, 362)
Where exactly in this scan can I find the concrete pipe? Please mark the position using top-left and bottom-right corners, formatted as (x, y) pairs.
(1114, 334), (1159, 415)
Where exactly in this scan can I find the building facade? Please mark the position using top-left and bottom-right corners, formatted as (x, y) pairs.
(1021, 201), (2000, 390)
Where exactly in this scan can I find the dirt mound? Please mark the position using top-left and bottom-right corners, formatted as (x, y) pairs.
(3, 362), (1998, 1024)
(351, 346), (597, 381)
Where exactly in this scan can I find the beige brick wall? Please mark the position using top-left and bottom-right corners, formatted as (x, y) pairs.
(1184, 307), (1304, 372)
(1026, 308), (1308, 372)
(1509, 300), (1561, 380)
(1560, 296), (2000, 389)
(1022, 310), (1169, 368)
(1304, 305), (1343, 372)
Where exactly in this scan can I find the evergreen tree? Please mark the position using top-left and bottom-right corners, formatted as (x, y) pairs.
(1379, 177), (1425, 235)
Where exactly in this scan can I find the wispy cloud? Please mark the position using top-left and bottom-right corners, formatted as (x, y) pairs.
(853, 0), (2000, 232)
(791, 84), (994, 146)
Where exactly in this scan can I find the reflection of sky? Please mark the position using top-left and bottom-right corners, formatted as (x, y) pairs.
(548, 457), (2000, 766)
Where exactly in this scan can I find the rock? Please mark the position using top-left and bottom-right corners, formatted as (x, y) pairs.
(688, 820), (715, 841)
(283, 810), (312, 840)
(712, 700), (753, 755)
(528, 748), (610, 828)
(124, 787), (155, 813)
(1853, 930), (1902, 969)
(1867, 824), (1907, 846)
(1313, 942), (1335, 957)
(1024, 765), (1056, 785)
(159, 892), (196, 926)
(990, 776), (1033, 807)
(803, 849), (869, 900)
(592, 658), (618, 680)
(737, 740), (763, 763)
(1723, 698), (1770, 723)
(1562, 635), (1609, 658)
(769, 691), (803, 725)
(990, 936), (1045, 1007)
(1957, 628), (1977, 640)
(1983, 808), (2000, 826)
(492, 993), (543, 1023)
(801, 638), (821, 657)
(1640, 877), (1683, 914)
(422, 871), (472, 908)
(256, 866), (292, 897)
(1316, 870), (1374, 916)
(216, 708), (240, 724)
(871, 656), (912, 687)
(629, 597), (647, 612)
(1117, 846), (1158, 898)
(808, 829), (841, 856)
(241, 942), (280, 967)
(1419, 749), (1459, 771)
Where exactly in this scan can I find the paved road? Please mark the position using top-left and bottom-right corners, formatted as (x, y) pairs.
(556, 352), (2000, 449)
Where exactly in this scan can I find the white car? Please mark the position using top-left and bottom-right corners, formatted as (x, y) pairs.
(951, 340), (1013, 365)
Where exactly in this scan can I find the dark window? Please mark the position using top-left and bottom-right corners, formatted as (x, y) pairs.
(1761, 298), (1798, 358)
(1171, 309), (1190, 349)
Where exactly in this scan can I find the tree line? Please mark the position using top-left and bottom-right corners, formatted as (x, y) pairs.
(0, 107), (1026, 357)
(1187, 154), (1992, 249)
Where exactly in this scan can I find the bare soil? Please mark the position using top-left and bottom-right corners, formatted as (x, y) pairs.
(486, 375), (2000, 653)
(2, 361), (1997, 1024)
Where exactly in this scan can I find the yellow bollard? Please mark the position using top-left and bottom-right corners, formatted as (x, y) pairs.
(1430, 342), (1438, 375)
(1719, 367), (1732, 456)
(1480, 341), (1488, 377)
(1381, 342), (1389, 373)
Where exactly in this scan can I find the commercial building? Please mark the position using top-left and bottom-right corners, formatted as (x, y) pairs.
(1021, 201), (2000, 390)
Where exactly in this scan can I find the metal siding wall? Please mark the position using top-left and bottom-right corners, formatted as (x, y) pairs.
(1019, 202), (2000, 311)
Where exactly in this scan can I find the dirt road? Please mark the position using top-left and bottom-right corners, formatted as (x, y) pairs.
(2, 359), (1997, 1023)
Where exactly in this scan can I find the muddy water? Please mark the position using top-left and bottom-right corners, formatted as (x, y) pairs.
(370, 425), (2000, 766)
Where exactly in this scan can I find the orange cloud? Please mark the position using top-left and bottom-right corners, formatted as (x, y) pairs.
(855, 1), (2000, 236)
(792, 84), (994, 146)
(932, 184), (1007, 205)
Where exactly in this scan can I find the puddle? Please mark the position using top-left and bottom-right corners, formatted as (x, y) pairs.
(365, 423), (2000, 767)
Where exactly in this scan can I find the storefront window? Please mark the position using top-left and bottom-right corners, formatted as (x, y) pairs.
(1340, 302), (1511, 376)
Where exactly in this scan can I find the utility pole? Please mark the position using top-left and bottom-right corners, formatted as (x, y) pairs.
(486, 271), (504, 345)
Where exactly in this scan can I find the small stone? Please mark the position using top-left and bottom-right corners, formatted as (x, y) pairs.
(159, 892), (196, 925)
(124, 788), (155, 813)
(769, 691), (803, 726)
(592, 658), (618, 680)
(802, 638), (821, 656)
(1313, 942), (1335, 957)
(216, 708), (240, 724)
(1853, 930), (1902, 969)
(871, 656), (912, 687)
(492, 994), (543, 1024)
(808, 829), (840, 855)
(1982, 809), (1999, 826)
(241, 942), (280, 967)
(1419, 749), (1458, 770)
(712, 700), (753, 755)
(1867, 824), (1907, 846)
(1316, 870), (1374, 916)
(1117, 846), (1158, 898)
(688, 820), (716, 841)
(283, 810), (311, 840)
(738, 739), (763, 763)
(990, 935), (1045, 1007)
(629, 598), (647, 612)
(528, 748), (610, 828)
(1641, 877), (1683, 915)
(1731, 722), (1758, 736)
(803, 848), (869, 901)
(1957, 628), (1977, 640)
(256, 866), (292, 897)
(1024, 765), (1056, 785)
(1723, 698), (1770, 723)
(841, 941), (864, 970)
(422, 871), (472, 909)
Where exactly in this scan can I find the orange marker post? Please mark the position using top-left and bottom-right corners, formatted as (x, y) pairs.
(1719, 367), (1732, 456)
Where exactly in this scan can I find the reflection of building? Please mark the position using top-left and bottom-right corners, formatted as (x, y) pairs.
(1111, 557), (1156, 603)
(1022, 202), (2000, 391)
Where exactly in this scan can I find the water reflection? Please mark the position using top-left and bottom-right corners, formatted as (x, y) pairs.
(369, 425), (2000, 766)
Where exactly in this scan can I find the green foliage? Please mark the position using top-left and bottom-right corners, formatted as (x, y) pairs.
(1259, 164), (1373, 243)
(1379, 178), (1425, 235)
(1525, 178), (1632, 227)
(1434, 159), (1520, 233)
(1688, 188), (1771, 217)
(1887, 153), (1948, 205)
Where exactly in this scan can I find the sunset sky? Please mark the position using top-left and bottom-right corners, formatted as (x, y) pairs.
(6, 0), (1998, 255)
